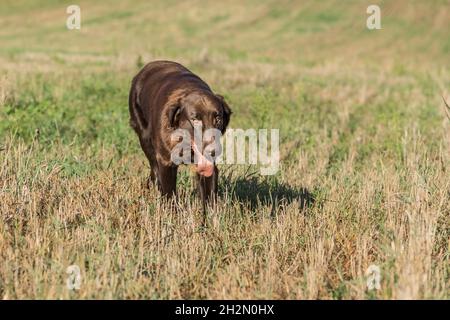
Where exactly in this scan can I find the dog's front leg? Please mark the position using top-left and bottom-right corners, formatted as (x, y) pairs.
(197, 166), (218, 201)
(157, 163), (178, 197)
(197, 166), (218, 223)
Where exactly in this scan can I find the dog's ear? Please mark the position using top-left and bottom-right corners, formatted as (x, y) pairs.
(167, 100), (183, 128)
(216, 94), (232, 133)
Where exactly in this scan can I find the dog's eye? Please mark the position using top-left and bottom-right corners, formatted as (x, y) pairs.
(215, 116), (222, 128)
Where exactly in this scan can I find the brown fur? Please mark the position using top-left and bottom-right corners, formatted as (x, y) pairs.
(129, 60), (231, 202)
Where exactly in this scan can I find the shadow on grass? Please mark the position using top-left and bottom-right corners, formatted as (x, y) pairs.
(221, 176), (315, 214)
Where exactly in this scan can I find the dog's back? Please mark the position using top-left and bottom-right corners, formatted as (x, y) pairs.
(129, 61), (210, 135)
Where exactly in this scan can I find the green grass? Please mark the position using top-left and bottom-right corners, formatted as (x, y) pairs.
(0, 0), (449, 299)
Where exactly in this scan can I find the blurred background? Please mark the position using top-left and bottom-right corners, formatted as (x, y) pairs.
(0, 0), (449, 299)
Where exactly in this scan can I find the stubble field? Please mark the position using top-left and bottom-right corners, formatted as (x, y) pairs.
(0, 0), (449, 299)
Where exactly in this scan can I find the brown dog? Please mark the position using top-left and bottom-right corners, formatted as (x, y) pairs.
(129, 60), (231, 205)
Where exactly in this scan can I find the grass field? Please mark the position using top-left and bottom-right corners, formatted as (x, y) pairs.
(0, 0), (449, 299)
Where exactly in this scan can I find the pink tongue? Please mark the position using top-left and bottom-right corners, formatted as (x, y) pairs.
(192, 142), (214, 177)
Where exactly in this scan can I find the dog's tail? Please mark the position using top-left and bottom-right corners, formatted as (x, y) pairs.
(128, 76), (148, 133)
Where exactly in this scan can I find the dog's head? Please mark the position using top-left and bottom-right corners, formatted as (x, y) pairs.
(167, 91), (232, 177)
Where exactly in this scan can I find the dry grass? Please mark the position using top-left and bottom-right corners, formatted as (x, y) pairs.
(1, 125), (448, 299)
(0, 0), (449, 299)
